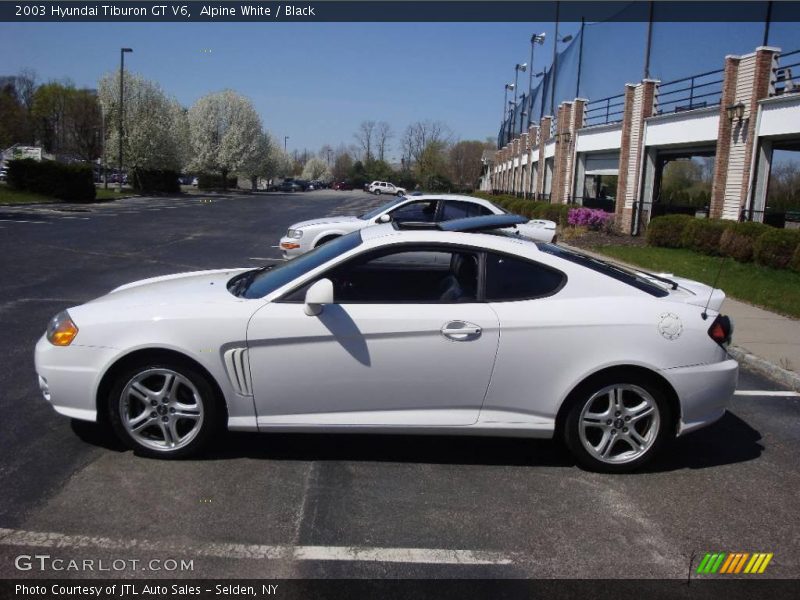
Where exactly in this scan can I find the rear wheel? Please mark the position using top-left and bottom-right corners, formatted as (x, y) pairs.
(375, 189), (382, 195)
(563, 374), (672, 473)
(315, 235), (340, 248)
(108, 361), (219, 459)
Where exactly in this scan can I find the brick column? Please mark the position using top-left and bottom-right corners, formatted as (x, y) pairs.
(615, 80), (659, 232)
(519, 133), (530, 197)
(551, 102), (573, 204)
(526, 124), (539, 197)
(512, 138), (521, 194)
(535, 116), (552, 199)
(710, 47), (780, 220)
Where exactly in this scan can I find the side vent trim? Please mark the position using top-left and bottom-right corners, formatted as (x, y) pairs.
(223, 347), (253, 396)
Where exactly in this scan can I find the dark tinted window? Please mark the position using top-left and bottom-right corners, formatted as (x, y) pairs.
(233, 232), (362, 299)
(536, 244), (669, 297)
(441, 201), (494, 220)
(389, 200), (438, 223)
(485, 252), (565, 301)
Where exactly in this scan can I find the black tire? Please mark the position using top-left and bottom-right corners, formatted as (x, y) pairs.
(562, 372), (673, 473)
(375, 189), (382, 195)
(107, 359), (221, 459)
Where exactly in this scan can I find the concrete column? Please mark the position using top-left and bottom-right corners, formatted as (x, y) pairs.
(615, 80), (659, 232)
(535, 116), (553, 200)
(526, 124), (539, 197)
(710, 47), (780, 220)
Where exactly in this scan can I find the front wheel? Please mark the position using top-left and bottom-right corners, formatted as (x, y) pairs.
(374, 189), (382, 195)
(108, 361), (220, 459)
(563, 375), (672, 473)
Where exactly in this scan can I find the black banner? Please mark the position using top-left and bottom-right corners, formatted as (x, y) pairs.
(2, 579), (800, 600)
(2, 1), (800, 23)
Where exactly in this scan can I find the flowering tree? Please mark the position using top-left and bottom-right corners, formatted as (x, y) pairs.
(188, 90), (263, 188)
(301, 157), (332, 182)
(98, 72), (188, 172)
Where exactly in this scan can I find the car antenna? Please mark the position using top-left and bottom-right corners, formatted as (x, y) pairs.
(702, 253), (728, 321)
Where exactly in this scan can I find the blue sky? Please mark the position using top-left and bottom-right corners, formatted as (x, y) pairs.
(1, 19), (796, 160)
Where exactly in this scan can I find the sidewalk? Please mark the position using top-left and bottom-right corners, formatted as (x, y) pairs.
(561, 243), (800, 390)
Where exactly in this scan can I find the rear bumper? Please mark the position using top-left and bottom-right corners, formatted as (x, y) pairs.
(663, 358), (739, 436)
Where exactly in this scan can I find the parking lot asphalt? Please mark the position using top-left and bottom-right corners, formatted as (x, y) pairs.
(0, 190), (798, 580)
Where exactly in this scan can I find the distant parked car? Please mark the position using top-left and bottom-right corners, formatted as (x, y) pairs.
(334, 181), (354, 191)
(279, 180), (303, 192)
(368, 181), (406, 196)
(0, 167), (8, 181)
(278, 194), (557, 259)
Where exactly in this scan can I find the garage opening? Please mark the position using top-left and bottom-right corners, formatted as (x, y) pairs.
(763, 145), (800, 228)
(651, 151), (715, 218)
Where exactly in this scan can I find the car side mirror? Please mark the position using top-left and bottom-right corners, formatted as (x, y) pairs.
(304, 278), (334, 316)
(377, 214), (392, 224)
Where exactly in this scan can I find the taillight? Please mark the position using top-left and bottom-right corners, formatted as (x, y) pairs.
(708, 315), (733, 346)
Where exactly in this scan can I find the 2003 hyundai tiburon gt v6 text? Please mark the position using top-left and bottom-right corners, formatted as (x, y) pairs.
(35, 215), (737, 472)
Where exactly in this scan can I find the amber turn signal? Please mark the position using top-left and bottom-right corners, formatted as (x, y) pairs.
(47, 311), (79, 346)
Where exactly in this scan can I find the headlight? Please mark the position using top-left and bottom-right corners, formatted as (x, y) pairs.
(46, 311), (78, 346)
(287, 229), (304, 239)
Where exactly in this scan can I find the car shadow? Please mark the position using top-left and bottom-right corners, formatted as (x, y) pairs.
(71, 411), (763, 472)
(642, 411), (763, 473)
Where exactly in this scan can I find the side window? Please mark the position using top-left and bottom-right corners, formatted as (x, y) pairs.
(485, 252), (565, 301)
(441, 201), (494, 220)
(389, 200), (438, 223)
(285, 247), (479, 304)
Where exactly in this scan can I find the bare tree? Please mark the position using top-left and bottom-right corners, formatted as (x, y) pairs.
(402, 120), (450, 168)
(354, 120), (376, 162)
(449, 140), (491, 190)
(376, 121), (393, 161)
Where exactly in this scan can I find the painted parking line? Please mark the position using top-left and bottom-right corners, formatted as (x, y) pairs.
(734, 390), (800, 397)
(0, 219), (50, 224)
(0, 528), (513, 566)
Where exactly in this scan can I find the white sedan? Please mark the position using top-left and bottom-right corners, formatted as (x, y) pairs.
(279, 194), (556, 258)
(35, 215), (737, 472)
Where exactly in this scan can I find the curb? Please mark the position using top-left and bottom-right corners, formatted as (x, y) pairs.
(728, 346), (800, 391)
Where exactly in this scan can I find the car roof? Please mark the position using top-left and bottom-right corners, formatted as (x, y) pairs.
(397, 193), (497, 208)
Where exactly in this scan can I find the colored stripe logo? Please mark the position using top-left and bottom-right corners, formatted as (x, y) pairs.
(696, 552), (773, 574)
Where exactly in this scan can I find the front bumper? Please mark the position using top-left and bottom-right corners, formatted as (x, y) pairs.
(34, 335), (119, 422)
(664, 358), (739, 436)
(279, 237), (305, 259)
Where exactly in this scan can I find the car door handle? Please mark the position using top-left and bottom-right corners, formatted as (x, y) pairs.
(441, 321), (482, 340)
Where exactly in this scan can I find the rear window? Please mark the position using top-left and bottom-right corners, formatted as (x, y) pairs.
(485, 252), (565, 301)
(537, 244), (669, 297)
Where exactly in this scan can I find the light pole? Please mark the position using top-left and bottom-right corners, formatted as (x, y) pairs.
(101, 108), (107, 189)
(512, 63), (527, 134)
(502, 83), (514, 145)
(528, 33), (546, 128)
(284, 136), (289, 153)
(118, 47), (132, 193)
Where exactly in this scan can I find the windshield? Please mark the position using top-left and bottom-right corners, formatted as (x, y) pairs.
(358, 197), (408, 220)
(228, 232), (362, 299)
(537, 243), (671, 297)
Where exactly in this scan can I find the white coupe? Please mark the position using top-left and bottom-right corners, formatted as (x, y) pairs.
(279, 194), (556, 258)
(35, 215), (737, 472)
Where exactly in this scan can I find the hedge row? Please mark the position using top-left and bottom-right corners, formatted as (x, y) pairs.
(197, 173), (238, 190)
(646, 214), (800, 271)
(130, 168), (180, 194)
(6, 158), (96, 202)
(474, 193), (571, 226)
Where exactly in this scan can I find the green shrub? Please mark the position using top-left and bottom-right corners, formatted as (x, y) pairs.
(646, 214), (694, 248)
(681, 219), (732, 255)
(7, 158), (95, 202)
(790, 242), (800, 273)
(719, 221), (773, 262)
(197, 173), (237, 189)
(753, 228), (800, 270)
(130, 168), (180, 193)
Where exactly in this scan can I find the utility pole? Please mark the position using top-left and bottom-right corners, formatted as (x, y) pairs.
(118, 47), (132, 193)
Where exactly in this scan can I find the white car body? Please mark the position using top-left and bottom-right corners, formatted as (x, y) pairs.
(279, 194), (557, 258)
(36, 217), (737, 470)
(368, 181), (406, 195)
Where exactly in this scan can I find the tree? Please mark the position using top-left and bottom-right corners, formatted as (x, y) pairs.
(302, 157), (332, 182)
(402, 120), (450, 168)
(448, 140), (490, 190)
(354, 120), (376, 162)
(0, 82), (26, 150)
(188, 90), (263, 188)
(376, 121), (393, 161)
(65, 89), (103, 162)
(32, 81), (72, 154)
(332, 151), (353, 182)
(99, 72), (187, 172)
(417, 140), (451, 190)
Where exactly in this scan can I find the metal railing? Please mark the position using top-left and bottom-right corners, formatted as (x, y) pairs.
(585, 92), (626, 126)
(656, 68), (724, 115)
(773, 49), (800, 96)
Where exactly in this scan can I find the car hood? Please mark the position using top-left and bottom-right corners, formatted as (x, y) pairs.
(88, 268), (250, 307)
(290, 216), (362, 229)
